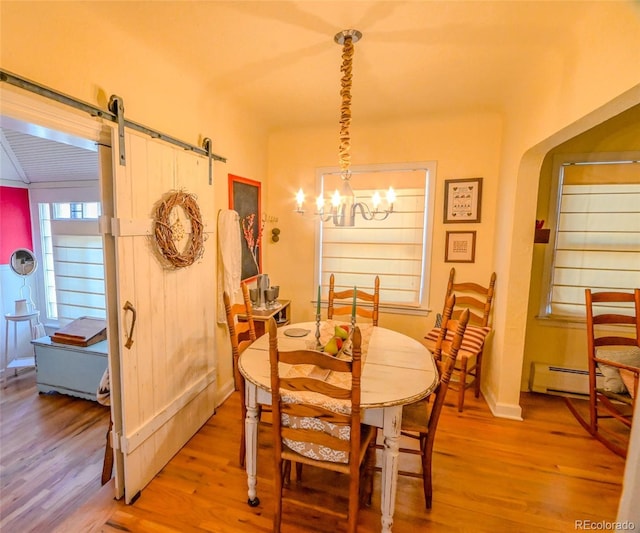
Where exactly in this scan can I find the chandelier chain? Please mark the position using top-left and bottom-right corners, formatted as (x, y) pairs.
(295, 29), (394, 225)
(338, 35), (354, 174)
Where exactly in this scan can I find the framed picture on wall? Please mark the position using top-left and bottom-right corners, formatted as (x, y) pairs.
(228, 174), (263, 281)
(445, 230), (476, 263)
(444, 177), (483, 223)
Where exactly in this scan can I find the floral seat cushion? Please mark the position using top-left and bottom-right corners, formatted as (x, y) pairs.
(280, 321), (373, 464)
(596, 345), (640, 394)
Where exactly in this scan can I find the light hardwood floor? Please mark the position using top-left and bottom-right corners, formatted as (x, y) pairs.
(0, 367), (629, 532)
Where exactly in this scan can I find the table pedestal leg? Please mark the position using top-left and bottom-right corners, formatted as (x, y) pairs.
(380, 405), (402, 532)
(245, 382), (260, 507)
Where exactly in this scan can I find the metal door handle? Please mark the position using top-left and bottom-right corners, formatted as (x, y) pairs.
(123, 301), (136, 349)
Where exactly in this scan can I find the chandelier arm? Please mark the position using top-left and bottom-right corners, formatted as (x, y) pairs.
(353, 202), (373, 221)
(373, 210), (392, 221)
(314, 206), (332, 222)
(377, 204), (394, 220)
(353, 201), (394, 221)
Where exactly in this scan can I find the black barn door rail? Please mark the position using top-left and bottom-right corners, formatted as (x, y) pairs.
(0, 69), (226, 181)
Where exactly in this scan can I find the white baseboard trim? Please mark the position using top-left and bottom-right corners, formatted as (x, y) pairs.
(482, 384), (523, 421)
(216, 378), (236, 408)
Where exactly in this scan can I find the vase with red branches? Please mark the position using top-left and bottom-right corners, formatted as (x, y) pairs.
(241, 213), (265, 271)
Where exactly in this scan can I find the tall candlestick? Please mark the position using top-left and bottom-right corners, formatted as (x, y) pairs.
(317, 285), (321, 316)
(315, 312), (321, 349)
(352, 287), (357, 318)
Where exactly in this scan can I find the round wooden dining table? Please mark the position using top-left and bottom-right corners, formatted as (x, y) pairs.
(239, 320), (438, 532)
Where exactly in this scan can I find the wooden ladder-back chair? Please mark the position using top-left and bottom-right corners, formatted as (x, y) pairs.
(565, 288), (640, 457)
(224, 283), (257, 391)
(370, 296), (469, 509)
(268, 317), (376, 533)
(423, 267), (496, 411)
(327, 273), (380, 326)
(223, 283), (259, 467)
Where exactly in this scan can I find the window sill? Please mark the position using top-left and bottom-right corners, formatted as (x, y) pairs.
(42, 320), (62, 333)
(379, 304), (432, 317)
(534, 315), (585, 329)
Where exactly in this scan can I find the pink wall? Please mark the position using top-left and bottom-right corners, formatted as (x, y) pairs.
(0, 186), (33, 264)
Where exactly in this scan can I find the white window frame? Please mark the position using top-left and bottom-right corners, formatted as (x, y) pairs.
(41, 208), (105, 323)
(53, 201), (100, 220)
(315, 161), (436, 314)
(29, 183), (103, 327)
(539, 151), (640, 322)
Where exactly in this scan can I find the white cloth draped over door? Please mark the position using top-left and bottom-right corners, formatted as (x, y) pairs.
(217, 209), (242, 323)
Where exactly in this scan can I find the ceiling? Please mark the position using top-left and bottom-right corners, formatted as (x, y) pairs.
(0, 121), (98, 185)
(1, 1), (637, 184)
(86, 0), (589, 128)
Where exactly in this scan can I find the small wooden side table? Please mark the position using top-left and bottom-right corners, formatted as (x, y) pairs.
(240, 299), (291, 337)
(3, 311), (40, 387)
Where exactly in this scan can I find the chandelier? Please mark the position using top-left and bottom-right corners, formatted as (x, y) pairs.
(295, 29), (396, 227)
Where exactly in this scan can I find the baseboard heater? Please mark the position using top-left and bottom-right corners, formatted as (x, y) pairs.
(530, 362), (603, 396)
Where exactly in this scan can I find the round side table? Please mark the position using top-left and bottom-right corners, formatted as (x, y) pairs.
(2, 311), (40, 387)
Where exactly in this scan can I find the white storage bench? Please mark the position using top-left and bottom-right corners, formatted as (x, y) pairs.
(31, 336), (108, 401)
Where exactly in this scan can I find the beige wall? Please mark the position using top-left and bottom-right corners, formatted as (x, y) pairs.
(482, 3), (640, 418)
(266, 3), (640, 419)
(0, 2), (270, 401)
(265, 113), (503, 338)
(2, 1), (639, 416)
(523, 105), (640, 388)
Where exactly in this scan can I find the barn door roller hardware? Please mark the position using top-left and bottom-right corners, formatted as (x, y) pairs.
(1, 69), (226, 183)
(108, 95), (127, 166)
(202, 137), (214, 185)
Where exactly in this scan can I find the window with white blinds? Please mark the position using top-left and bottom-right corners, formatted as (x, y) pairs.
(318, 163), (436, 309)
(39, 203), (106, 324)
(545, 158), (640, 318)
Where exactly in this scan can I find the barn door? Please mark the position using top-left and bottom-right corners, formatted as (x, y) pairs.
(107, 129), (217, 503)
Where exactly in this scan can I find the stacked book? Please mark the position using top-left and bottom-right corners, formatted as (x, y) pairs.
(51, 317), (107, 347)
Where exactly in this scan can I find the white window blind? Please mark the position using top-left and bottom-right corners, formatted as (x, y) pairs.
(51, 232), (106, 322)
(548, 160), (640, 318)
(39, 204), (106, 323)
(318, 164), (434, 308)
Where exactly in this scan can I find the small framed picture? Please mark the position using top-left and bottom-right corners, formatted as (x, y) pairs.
(445, 231), (476, 263)
(444, 177), (483, 223)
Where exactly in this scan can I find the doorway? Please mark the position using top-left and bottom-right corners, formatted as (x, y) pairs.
(1, 81), (220, 505)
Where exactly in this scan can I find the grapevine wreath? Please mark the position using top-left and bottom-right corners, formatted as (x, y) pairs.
(154, 190), (204, 268)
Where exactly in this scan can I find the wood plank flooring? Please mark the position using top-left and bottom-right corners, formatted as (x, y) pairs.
(0, 368), (110, 531)
(0, 368), (629, 532)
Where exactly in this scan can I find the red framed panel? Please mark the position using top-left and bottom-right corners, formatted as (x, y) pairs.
(228, 174), (262, 281)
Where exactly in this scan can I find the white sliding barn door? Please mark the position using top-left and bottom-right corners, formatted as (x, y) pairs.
(108, 129), (217, 503)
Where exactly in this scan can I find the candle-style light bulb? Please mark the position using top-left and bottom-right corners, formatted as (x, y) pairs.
(331, 189), (342, 208)
(386, 186), (396, 206)
(372, 191), (381, 210)
(295, 188), (305, 211)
